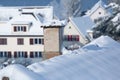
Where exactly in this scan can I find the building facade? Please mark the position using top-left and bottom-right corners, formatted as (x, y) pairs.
(63, 16), (95, 49)
(0, 6), (62, 60)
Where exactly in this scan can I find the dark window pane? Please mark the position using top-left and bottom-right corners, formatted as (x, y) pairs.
(21, 27), (23, 31)
(39, 39), (41, 44)
(35, 52), (38, 57)
(18, 52), (21, 57)
(0, 52), (3, 57)
(18, 27), (20, 31)
(35, 39), (38, 44)
(21, 52), (24, 57)
(4, 52), (7, 57)
(39, 52), (42, 57)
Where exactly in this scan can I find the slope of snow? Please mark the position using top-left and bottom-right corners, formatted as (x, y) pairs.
(0, 36), (120, 80)
(27, 36), (120, 80)
(0, 64), (46, 80)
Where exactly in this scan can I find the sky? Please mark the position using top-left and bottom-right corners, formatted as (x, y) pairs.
(0, 0), (52, 6)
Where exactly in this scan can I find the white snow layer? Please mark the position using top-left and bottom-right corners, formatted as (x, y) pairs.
(0, 36), (120, 80)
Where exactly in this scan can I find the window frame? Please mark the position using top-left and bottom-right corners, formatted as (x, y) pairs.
(17, 38), (24, 45)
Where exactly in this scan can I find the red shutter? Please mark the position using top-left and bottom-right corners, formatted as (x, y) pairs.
(68, 35), (70, 41)
(30, 38), (33, 45)
(76, 35), (79, 41)
(68, 35), (72, 41)
(70, 35), (72, 41)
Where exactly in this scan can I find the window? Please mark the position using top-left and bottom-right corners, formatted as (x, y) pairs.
(69, 26), (71, 29)
(0, 51), (11, 58)
(30, 38), (33, 45)
(64, 35), (79, 41)
(30, 38), (44, 45)
(99, 12), (101, 14)
(30, 52), (34, 58)
(17, 38), (24, 45)
(14, 26), (17, 32)
(4, 52), (7, 57)
(23, 26), (26, 32)
(7, 53), (11, 58)
(30, 51), (42, 58)
(18, 26), (21, 31)
(13, 26), (27, 32)
(24, 52), (28, 58)
(0, 38), (7, 45)
(14, 51), (28, 58)
(42, 39), (44, 44)
(14, 52), (17, 58)
(0, 52), (3, 57)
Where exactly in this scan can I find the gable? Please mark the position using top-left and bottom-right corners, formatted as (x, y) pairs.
(90, 7), (107, 21)
(64, 21), (80, 36)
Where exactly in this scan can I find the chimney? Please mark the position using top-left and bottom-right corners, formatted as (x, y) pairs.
(87, 30), (93, 41)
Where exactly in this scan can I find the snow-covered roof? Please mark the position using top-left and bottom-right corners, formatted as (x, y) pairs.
(27, 36), (120, 80)
(0, 36), (120, 80)
(0, 6), (54, 36)
(0, 14), (43, 35)
(86, 0), (111, 16)
(42, 19), (63, 27)
(71, 16), (95, 39)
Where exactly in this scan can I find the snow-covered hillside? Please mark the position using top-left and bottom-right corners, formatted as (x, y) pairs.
(0, 36), (120, 80)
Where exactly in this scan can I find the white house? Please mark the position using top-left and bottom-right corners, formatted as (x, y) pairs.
(63, 16), (95, 49)
(0, 6), (62, 60)
(86, 0), (112, 22)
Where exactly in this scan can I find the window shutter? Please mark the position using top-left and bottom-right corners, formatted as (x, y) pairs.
(42, 39), (44, 45)
(24, 52), (28, 58)
(14, 26), (17, 32)
(8, 52), (11, 58)
(76, 35), (79, 41)
(30, 38), (33, 45)
(30, 52), (34, 58)
(68, 35), (70, 41)
(14, 52), (17, 58)
(24, 27), (26, 32)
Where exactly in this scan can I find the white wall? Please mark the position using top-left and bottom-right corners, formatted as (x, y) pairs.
(63, 21), (88, 47)
(90, 7), (108, 21)
(0, 37), (44, 57)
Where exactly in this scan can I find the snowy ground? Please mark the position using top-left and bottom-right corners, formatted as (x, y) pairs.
(0, 36), (120, 80)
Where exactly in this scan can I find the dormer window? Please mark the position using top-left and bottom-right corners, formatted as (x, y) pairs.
(12, 21), (32, 33)
(14, 26), (26, 32)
